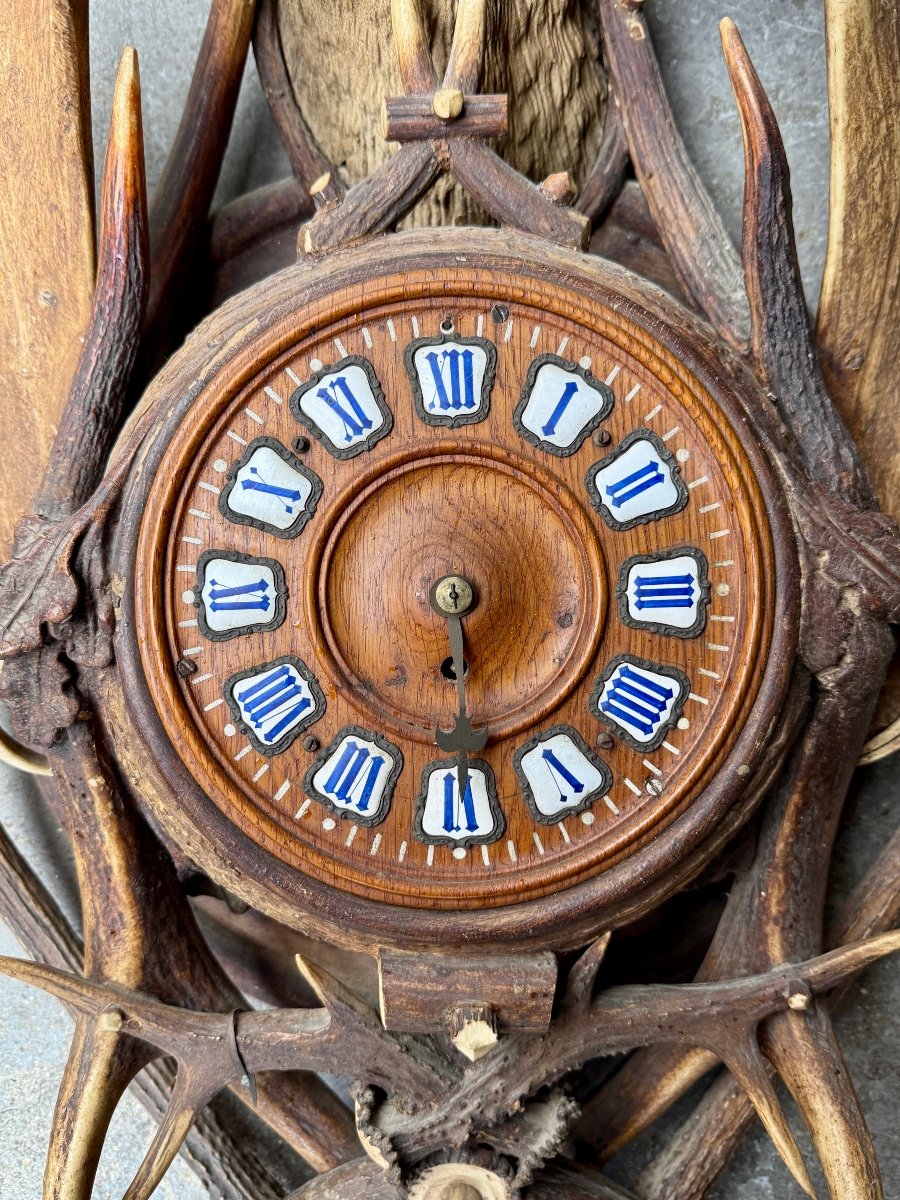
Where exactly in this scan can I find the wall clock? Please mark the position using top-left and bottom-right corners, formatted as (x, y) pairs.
(2, 0), (898, 1196)
(115, 228), (797, 953)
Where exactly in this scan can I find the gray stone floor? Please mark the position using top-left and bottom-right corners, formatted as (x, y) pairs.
(1, 1), (896, 1197)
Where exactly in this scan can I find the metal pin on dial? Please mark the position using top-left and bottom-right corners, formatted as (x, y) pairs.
(430, 574), (476, 617)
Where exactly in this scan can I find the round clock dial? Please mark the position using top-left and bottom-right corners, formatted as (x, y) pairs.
(118, 230), (797, 949)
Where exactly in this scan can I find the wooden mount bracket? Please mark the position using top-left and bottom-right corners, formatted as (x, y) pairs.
(377, 950), (557, 1035)
(382, 93), (508, 142)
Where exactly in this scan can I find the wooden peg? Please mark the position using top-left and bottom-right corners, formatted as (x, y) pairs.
(309, 172), (346, 213)
(433, 87), (465, 120)
(540, 171), (577, 206)
(448, 1004), (500, 1062)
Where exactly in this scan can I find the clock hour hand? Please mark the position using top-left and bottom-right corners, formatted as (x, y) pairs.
(431, 576), (488, 801)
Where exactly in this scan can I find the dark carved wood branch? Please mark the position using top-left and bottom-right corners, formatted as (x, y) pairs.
(721, 18), (874, 510)
(300, 142), (441, 255)
(383, 94), (508, 143)
(447, 141), (589, 249)
(253, 0), (333, 188)
(299, 0), (590, 256)
(598, 0), (750, 352)
(576, 94), (629, 222)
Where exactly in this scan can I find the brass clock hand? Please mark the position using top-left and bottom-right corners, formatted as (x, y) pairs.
(430, 575), (488, 802)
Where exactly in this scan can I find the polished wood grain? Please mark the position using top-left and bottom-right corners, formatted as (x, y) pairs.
(124, 229), (784, 930)
(0, 0), (95, 555)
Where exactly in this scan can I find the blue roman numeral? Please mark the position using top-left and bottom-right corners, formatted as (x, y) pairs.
(601, 664), (674, 738)
(633, 573), (696, 610)
(240, 467), (303, 514)
(317, 376), (375, 442)
(208, 578), (272, 612)
(540, 380), (579, 436)
(442, 771), (479, 833)
(322, 741), (385, 811)
(605, 460), (666, 508)
(425, 349), (477, 411)
(235, 665), (312, 744)
(541, 748), (585, 803)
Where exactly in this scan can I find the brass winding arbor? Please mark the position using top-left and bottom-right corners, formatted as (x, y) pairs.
(0, 2), (898, 1199)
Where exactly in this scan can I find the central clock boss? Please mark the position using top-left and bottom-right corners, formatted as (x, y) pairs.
(114, 229), (798, 953)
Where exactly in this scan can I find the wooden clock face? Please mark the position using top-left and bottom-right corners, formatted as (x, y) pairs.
(124, 232), (790, 938)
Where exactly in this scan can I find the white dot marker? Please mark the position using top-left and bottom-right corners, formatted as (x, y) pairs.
(717, 582), (731, 596)
(677, 717), (690, 730)
(676, 448), (690, 463)
(223, 723), (236, 737)
(580, 811), (595, 826)
(181, 590), (194, 604)
(213, 459), (228, 473)
(452, 847), (467, 860)
(310, 358), (323, 372)
(322, 817), (336, 831)
(579, 355), (592, 369)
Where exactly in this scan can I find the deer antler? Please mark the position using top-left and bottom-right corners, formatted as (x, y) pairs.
(3, 931), (898, 1196)
(576, 18), (899, 1199)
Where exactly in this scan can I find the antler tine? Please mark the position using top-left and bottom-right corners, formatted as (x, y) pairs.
(561, 932), (612, 1016)
(122, 1069), (233, 1200)
(763, 1005), (884, 1199)
(597, 0), (750, 352)
(145, 0), (256, 350)
(714, 1034), (816, 1198)
(595, 820), (900, 1196)
(390, 0), (438, 93)
(0, 956), (122, 1014)
(34, 44), (148, 525)
(720, 17), (873, 508)
(443, 0), (488, 93)
(815, 0), (900, 517)
(45, 1019), (156, 1200)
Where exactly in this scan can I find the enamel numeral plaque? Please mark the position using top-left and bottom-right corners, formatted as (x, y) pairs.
(585, 427), (688, 530)
(193, 550), (287, 640)
(219, 437), (323, 538)
(415, 759), (504, 848)
(405, 331), (497, 428)
(514, 354), (614, 455)
(121, 230), (795, 951)
(590, 655), (691, 752)
(304, 727), (402, 825)
(617, 548), (711, 638)
(289, 356), (392, 457)
(224, 656), (325, 755)
(513, 726), (613, 824)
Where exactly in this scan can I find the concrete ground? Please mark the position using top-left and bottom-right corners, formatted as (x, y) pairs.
(1, 2), (896, 1197)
